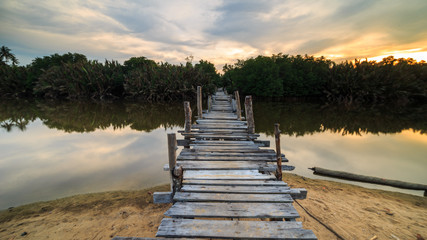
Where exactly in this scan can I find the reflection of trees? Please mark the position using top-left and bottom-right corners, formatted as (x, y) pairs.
(0, 100), (425, 135)
(253, 101), (427, 136)
(0, 100), (185, 133)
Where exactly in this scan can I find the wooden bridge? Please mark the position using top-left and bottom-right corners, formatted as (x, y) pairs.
(114, 87), (317, 239)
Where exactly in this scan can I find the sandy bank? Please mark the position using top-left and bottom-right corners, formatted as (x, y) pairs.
(1, 174), (426, 240)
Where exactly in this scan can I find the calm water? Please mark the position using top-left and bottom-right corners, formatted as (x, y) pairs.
(0, 100), (426, 210)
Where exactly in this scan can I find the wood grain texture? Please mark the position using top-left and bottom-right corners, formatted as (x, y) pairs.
(174, 192), (294, 203)
(183, 170), (276, 180)
(180, 185), (291, 194)
(156, 218), (317, 239)
(182, 179), (288, 186)
(165, 202), (299, 219)
(176, 161), (277, 171)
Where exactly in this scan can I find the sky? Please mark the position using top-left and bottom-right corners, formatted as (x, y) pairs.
(1, 0), (427, 70)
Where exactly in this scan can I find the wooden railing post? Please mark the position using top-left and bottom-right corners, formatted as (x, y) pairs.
(168, 133), (182, 194)
(184, 101), (192, 149)
(197, 86), (203, 119)
(234, 91), (241, 120)
(274, 123), (283, 180)
(208, 95), (212, 112)
(245, 96), (255, 134)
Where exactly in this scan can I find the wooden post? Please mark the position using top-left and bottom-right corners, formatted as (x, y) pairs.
(197, 86), (203, 119)
(208, 95), (212, 112)
(234, 91), (241, 120)
(245, 96), (255, 134)
(184, 101), (191, 149)
(275, 123), (283, 180)
(184, 101), (192, 132)
(167, 133), (177, 192)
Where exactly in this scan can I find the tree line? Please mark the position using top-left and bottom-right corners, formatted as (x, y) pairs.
(0, 47), (219, 101)
(222, 53), (427, 104)
(1, 46), (426, 104)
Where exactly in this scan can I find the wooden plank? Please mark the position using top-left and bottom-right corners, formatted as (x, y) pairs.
(179, 151), (287, 158)
(192, 125), (248, 130)
(203, 117), (238, 120)
(182, 179), (287, 186)
(191, 140), (255, 145)
(180, 132), (259, 137)
(177, 155), (281, 162)
(165, 202), (299, 219)
(181, 149), (276, 154)
(184, 170), (275, 180)
(189, 149), (275, 153)
(177, 141), (273, 149)
(174, 192), (294, 203)
(156, 219), (317, 239)
(153, 192), (173, 203)
(196, 120), (245, 124)
(179, 129), (248, 134)
(191, 146), (261, 151)
(290, 188), (308, 200)
(180, 185), (291, 194)
(176, 161), (277, 171)
(186, 149), (271, 154)
(113, 237), (204, 240)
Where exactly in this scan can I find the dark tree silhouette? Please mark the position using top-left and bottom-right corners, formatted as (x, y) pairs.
(0, 46), (19, 65)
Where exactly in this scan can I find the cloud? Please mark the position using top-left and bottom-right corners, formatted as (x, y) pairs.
(0, 0), (426, 68)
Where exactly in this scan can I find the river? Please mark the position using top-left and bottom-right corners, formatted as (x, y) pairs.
(0, 99), (426, 210)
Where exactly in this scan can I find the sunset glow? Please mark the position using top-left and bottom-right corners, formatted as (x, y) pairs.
(1, 0), (426, 69)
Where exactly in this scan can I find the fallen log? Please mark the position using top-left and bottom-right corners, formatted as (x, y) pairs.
(309, 167), (427, 196)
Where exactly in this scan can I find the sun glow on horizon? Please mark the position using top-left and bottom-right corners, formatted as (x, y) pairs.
(366, 49), (427, 63)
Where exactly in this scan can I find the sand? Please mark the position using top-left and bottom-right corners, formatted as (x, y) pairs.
(1, 174), (426, 240)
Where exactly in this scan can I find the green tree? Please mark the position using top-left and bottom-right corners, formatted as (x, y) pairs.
(0, 46), (19, 66)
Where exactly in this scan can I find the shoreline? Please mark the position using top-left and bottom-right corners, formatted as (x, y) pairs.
(1, 174), (426, 239)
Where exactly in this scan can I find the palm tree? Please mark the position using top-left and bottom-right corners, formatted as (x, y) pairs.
(0, 46), (19, 65)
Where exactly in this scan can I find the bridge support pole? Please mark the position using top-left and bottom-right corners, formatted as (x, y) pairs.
(197, 86), (203, 119)
(234, 91), (241, 120)
(208, 95), (212, 112)
(245, 96), (255, 134)
(274, 123), (283, 180)
(168, 133), (182, 196)
(184, 101), (192, 149)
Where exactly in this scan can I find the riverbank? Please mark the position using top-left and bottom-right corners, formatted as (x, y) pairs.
(1, 174), (426, 240)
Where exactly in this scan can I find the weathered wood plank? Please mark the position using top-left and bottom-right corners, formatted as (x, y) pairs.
(164, 162), (277, 171)
(177, 161), (276, 171)
(113, 237), (204, 240)
(191, 146), (261, 151)
(175, 161), (276, 171)
(196, 120), (247, 124)
(198, 115), (238, 120)
(182, 179), (288, 186)
(153, 192), (173, 203)
(183, 170), (276, 180)
(180, 185), (291, 194)
(174, 192), (294, 203)
(191, 140), (256, 145)
(180, 149), (277, 155)
(180, 133), (259, 138)
(156, 219), (317, 239)
(165, 202), (299, 219)
(177, 155), (282, 162)
(192, 125), (248, 129)
(180, 129), (248, 133)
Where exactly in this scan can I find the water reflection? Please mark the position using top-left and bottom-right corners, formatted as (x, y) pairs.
(0, 120), (176, 209)
(253, 101), (427, 136)
(1, 100), (426, 135)
(0, 100), (426, 209)
(0, 100), (186, 133)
